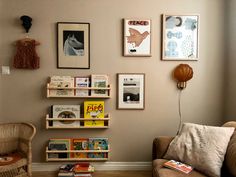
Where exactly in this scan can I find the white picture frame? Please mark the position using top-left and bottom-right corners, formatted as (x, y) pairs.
(124, 19), (151, 56)
(117, 73), (145, 110)
(162, 14), (199, 60)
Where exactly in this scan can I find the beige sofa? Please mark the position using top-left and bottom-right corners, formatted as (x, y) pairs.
(152, 121), (236, 177)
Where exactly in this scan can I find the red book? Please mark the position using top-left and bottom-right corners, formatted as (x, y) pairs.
(163, 160), (193, 174)
(73, 163), (94, 173)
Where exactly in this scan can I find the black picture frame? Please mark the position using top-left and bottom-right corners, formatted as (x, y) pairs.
(57, 22), (90, 69)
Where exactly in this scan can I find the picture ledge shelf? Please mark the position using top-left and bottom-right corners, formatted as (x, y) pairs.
(45, 114), (110, 129)
(46, 83), (111, 98)
(46, 146), (110, 162)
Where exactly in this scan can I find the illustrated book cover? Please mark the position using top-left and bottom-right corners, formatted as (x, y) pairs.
(90, 74), (109, 96)
(163, 160), (193, 174)
(84, 101), (104, 127)
(52, 105), (80, 127)
(88, 138), (108, 150)
(70, 138), (88, 158)
(73, 162), (94, 173)
(74, 77), (90, 96)
(49, 76), (74, 96)
(48, 139), (70, 159)
(87, 152), (108, 159)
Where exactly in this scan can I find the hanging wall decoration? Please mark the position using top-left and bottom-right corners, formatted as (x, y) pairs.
(13, 15), (40, 69)
(162, 14), (199, 60)
(123, 19), (151, 56)
(57, 22), (90, 69)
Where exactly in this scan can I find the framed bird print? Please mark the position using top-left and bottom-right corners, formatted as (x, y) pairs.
(162, 14), (199, 60)
(123, 19), (151, 56)
(57, 22), (90, 69)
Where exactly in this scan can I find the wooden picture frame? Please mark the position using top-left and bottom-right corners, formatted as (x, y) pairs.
(117, 73), (145, 110)
(162, 14), (199, 60)
(57, 22), (90, 69)
(124, 19), (151, 56)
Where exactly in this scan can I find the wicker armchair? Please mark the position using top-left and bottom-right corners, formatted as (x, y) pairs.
(0, 123), (36, 177)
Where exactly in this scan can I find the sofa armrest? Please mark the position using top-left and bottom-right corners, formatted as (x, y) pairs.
(152, 136), (174, 160)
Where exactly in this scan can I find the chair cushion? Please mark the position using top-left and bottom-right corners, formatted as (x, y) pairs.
(153, 159), (207, 177)
(164, 123), (234, 177)
(0, 152), (27, 172)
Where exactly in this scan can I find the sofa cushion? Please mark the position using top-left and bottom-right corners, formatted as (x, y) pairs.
(153, 159), (207, 177)
(164, 123), (234, 177)
(223, 121), (236, 176)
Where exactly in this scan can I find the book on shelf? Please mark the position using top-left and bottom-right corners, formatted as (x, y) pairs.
(75, 77), (90, 96)
(70, 138), (88, 158)
(48, 139), (70, 159)
(84, 101), (105, 127)
(88, 138), (108, 150)
(90, 74), (109, 97)
(51, 105), (80, 127)
(73, 162), (95, 173)
(87, 152), (108, 158)
(163, 160), (193, 174)
(49, 76), (74, 96)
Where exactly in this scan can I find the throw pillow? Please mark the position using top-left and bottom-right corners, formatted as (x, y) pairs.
(164, 123), (235, 177)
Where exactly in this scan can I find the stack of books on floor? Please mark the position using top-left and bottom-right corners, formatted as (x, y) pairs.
(58, 162), (94, 177)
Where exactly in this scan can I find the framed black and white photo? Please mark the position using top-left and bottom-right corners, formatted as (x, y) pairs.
(117, 73), (145, 110)
(57, 22), (90, 69)
(162, 14), (199, 60)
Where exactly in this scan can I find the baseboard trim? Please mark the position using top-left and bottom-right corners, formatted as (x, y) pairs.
(32, 161), (152, 171)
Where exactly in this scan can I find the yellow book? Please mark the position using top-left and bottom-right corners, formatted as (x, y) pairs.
(84, 101), (104, 126)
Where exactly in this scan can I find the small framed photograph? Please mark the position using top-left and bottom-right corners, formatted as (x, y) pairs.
(162, 14), (199, 60)
(117, 73), (145, 109)
(57, 22), (90, 69)
(124, 19), (151, 56)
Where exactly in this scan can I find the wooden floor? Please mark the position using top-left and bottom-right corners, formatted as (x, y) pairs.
(33, 171), (152, 177)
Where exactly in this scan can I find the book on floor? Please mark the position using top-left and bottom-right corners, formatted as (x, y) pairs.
(73, 162), (95, 173)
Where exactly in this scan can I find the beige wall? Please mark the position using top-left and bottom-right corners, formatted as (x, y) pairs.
(224, 0), (236, 120)
(0, 0), (226, 162)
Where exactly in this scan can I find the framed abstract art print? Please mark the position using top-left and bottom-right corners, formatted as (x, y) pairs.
(162, 14), (199, 60)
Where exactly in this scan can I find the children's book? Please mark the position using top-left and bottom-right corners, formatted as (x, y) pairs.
(52, 105), (80, 127)
(84, 101), (104, 126)
(48, 139), (70, 158)
(163, 160), (193, 174)
(90, 74), (109, 96)
(74, 77), (90, 96)
(73, 163), (94, 173)
(70, 138), (88, 158)
(87, 152), (107, 158)
(49, 76), (74, 96)
(88, 138), (108, 150)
